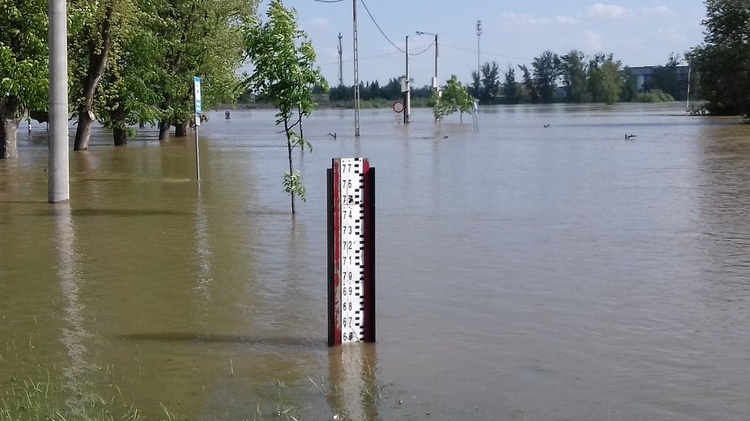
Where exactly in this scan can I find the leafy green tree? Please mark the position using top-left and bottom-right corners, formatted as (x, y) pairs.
(599, 56), (624, 105)
(68, 0), (133, 150)
(479, 61), (500, 104)
(690, 0), (750, 116)
(503, 65), (520, 104)
(0, 0), (48, 159)
(518, 64), (538, 103)
(433, 74), (474, 121)
(243, 0), (322, 214)
(532, 50), (560, 103)
(586, 53), (606, 102)
(620, 66), (638, 102)
(559, 50), (588, 103)
(650, 53), (680, 100)
(138, 0), (254, 140)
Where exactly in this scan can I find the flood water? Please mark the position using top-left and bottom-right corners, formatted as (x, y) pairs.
(1, 103), (750, 420)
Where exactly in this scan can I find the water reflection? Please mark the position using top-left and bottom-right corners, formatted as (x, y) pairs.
(192, 186), (213, 322)
(327, 344), (379, 421)
(53, 203), (91, 409)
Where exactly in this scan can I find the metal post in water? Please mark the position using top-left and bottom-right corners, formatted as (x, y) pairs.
(193, 76), (202, 180)
(48, 0), (69, 203)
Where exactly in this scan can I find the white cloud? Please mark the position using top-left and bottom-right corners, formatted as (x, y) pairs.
(640, 6), (677, 19)
(501, 12), (552, 28)
(587, 4), (629, 20)
(312, 17), (330, 28)
(581, 30), (604, 53)
(556, 16), (580, 25)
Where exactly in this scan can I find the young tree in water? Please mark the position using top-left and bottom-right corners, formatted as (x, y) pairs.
(243, 0), (322, 214)
(433, 75), (474, 121)
(0, 0), (48, 159)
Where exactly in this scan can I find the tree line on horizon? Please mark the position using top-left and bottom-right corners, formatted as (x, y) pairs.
(3, 0), (750, 160)
(305, 50), (691, 107)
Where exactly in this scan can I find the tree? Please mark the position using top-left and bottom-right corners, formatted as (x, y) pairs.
(599, 56), (624, 105)
(651, 53), (680, 100)
(586, 53), (622, 104)
(503, 65), (520, 104)
(559, 50), (588, 103)
(532, 50), (560, 103)
(518, 64), (538, 103)
(0, 0), (49, 159)
(243, 0), (322, 214)
(433, 74), (474, 121)
(68, 0), (130, 151)
(620, 66), (638, 102)
(690, 0), (750, 116)
(479, 61), (500, 104)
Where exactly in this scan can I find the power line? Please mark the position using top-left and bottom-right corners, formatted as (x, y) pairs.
(359, 0), (405, 53)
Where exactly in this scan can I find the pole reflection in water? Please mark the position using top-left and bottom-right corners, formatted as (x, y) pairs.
(327, 343), (379, 421)
(53, 203), (90, 409)
(193, 185), (213, 321)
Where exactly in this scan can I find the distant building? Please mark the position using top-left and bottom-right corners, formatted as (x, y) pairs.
(628, 65), (689, 93)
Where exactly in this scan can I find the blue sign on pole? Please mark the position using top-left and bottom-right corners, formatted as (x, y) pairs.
(194, 76), (202, 126)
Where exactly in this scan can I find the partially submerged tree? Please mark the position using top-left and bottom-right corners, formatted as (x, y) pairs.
(0, 0), (48, 159)
(433, 75), (474, 121)
(690, 0), (750, 116)
(68, 0), (131, 150)
(243, 0), (322, 214)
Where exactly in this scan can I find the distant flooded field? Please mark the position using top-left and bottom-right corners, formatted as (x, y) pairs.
(1, 103), (750, 420)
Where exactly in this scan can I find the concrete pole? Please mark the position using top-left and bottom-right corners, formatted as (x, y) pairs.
(434, 34), (439, 95)
(405, 36), (410, 124)
(48, 0), (69, 203)
(353, 0), (361, 136)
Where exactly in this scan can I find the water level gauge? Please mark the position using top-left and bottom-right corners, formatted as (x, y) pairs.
(328, 158), (375, 346)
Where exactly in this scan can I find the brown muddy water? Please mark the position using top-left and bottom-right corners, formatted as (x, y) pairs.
(1, 103), (750, 420)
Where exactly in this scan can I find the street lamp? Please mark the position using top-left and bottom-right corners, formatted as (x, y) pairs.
(416, 31), (439, 95)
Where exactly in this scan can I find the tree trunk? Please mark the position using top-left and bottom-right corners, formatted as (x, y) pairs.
(73, 3), (114, 150)
(285, 119), (295, 214)
(1, 117), (20, 159)
(74, 108), (95, 150)
(158, 119), (171, 141)
(113, 126), (127, 146)
(0, 98), (21, 159)
(112, 107), (127, 146)
(174, 122), (189, 137)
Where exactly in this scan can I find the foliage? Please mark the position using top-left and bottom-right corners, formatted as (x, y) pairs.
(502, 65), (520, 104)
(0, 0), (49, 158)
(433, 74), (474, 120)
(518, 64), (537, 103)
(531, 50), (560, 103)
(243, 0), (322, 213)
(559, 50), (588, 103)
(634, 89), (675, 103)
(620, 67), (638, 102)
(689, 0), (750, 116)
(478, 61), (500, 104)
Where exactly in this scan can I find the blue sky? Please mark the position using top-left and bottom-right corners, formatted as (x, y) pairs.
(275, 0), (708, 88)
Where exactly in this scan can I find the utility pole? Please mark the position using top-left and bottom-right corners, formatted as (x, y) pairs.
(405, 35), (410, 124)
(353, 0), (361, 136)
(476, 20), (482, 96)
(338, 33), (344, 87)
(416, 31), (439, 96)
(49, 0), (69, 203)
